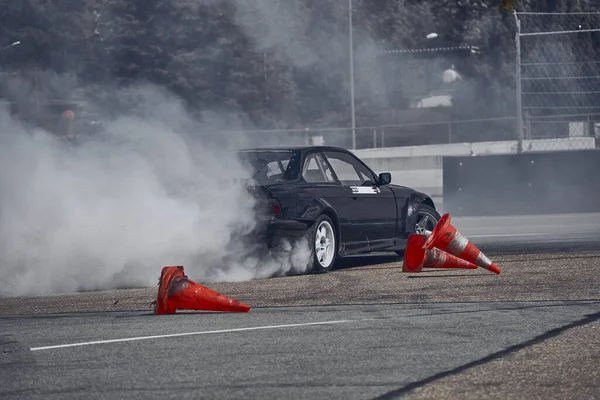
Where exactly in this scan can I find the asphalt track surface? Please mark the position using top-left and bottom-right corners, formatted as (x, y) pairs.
(1, 213), (599, 399)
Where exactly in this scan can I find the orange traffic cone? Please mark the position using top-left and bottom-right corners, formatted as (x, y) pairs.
(154, 266), (251, 315)
(423, 214), (501, 274)
(403, 234), (479, 273)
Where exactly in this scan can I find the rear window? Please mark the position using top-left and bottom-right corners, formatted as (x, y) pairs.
(237, 150), (299, 183)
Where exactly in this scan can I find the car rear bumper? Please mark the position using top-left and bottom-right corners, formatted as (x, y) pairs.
(254, 218), (311, 246)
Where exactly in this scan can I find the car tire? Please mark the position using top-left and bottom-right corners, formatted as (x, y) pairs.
(396, 203), (441, 256)
(308, 214), (337, 274)
(414, 204), (441, 235)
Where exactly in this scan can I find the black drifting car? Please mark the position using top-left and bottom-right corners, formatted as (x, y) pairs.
(237, 145), (441, 273)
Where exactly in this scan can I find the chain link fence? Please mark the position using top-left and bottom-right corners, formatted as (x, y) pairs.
(515, 11), (600, 152)
(219, 116), (517, 150)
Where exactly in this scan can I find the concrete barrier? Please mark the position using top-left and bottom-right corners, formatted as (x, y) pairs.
(354, 137), (596, 159)
(361, 156), (442, 196)
(443, 149), (600, 216)
(356, 156), (443, 209)
(354, 138), (597, 215)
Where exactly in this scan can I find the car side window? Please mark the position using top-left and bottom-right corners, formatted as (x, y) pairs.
(324, 151), (376, 186)
(251, 159), (288, 181)
(265, 161), (283, 177)
(302, 153), (335, 183)
(320, 157), (336, 182)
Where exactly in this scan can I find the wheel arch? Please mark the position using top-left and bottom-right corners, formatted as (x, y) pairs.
(405, 192), (437, 235)
(298, 198), (342, 249)
(422, 196), (436, 210)
(320, 209), (341, 252)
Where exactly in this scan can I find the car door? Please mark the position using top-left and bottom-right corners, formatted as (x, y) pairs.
(297, 151), (367, 250)
(323, 150), (398, 249)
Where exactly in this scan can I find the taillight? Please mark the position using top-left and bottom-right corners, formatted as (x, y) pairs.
(271, 199), (282, 215)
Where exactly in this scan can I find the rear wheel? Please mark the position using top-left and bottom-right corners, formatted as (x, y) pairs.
(308, 215), (337, 274)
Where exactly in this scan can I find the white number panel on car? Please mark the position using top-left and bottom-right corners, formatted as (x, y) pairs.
(350, 186), (381, 194)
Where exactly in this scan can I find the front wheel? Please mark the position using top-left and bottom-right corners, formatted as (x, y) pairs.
(396, 204), (441, 256)
(308, 215), (337, 274)
(414, 204), (441, 236)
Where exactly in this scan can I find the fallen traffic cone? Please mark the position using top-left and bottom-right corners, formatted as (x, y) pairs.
(422, 214), (501, 274)
(403, 234), (479, 273)
(154, 266), (251, 315)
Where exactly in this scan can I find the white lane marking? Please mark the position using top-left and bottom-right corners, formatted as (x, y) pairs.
(30, 320), (354, 352)
(467, 233), (554, 239)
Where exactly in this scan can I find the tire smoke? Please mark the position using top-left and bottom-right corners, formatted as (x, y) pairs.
(0, 85), (312, 297)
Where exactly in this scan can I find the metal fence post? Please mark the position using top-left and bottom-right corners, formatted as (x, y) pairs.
(348, 0), (356, 150)
(514, 10), (524, 154)
(373, 128), (377, 148)
(525, 109), (531, 140)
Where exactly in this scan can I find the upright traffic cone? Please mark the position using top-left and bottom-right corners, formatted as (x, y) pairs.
(154, 266), (251, 315)
(403, 234), (479, 273)
(423, 214), (501, 274)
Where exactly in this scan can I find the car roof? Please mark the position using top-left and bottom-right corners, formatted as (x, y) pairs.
(236, 145), (353, 154)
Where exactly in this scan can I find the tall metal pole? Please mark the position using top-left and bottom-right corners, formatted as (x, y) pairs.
(349, 0), (356, 150)
(514, 11), (523, 154)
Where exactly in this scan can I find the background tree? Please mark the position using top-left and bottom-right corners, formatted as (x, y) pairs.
(0, 0), (597, 133)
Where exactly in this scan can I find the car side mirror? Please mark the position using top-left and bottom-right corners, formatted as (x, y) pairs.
(378, 172), (392, 186)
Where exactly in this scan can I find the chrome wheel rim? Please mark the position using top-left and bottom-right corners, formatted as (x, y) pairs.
(415, 211), (438, 236)
(315, 221), (335, 268)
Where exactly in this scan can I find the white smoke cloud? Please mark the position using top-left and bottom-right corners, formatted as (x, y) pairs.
(0, 84), (312, 297)
(232, 0), (322, 69)
(3, 0), (514, 298)
(231, 0), (388, 105)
